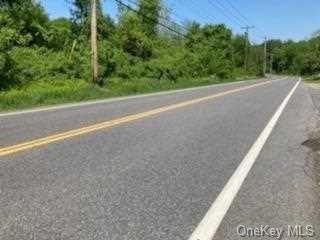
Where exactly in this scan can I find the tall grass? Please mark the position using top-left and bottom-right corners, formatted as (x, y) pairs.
(304, 74), (320, 83)
(0, 75), (255, 111)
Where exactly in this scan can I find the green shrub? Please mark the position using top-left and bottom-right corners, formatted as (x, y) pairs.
(0, 79), (108, 110)
(9, 47), (67, 83)
(6, 46), (91, 85)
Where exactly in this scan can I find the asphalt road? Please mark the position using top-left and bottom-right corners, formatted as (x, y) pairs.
(0, 76), (319, 240)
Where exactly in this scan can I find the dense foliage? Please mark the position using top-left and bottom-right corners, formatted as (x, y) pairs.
(0, 0), (252, 90)
(0, 0), (319, 109)
(267, 37), (320, 76)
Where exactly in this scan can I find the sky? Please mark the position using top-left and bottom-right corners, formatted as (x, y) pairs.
(40, 0), (320, 43)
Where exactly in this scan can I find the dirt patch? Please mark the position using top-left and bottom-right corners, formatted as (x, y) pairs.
(302, 129), (320, 151)
(302, 129), (320, 187)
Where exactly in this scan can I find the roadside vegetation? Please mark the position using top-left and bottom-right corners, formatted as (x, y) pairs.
(304, 75), (320, 83)
(266, 37), (320, 83)
(0, 0), (320, 110)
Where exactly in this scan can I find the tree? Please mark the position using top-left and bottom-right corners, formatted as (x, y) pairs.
(69, 0), (114, 39)
(185, 21), (202, 49)
(70, 0), (92, 24)
(0, 0), (49, 47)
(0, 0), (49, 89)
(0, 0), (31, 8)
(116, 10), (153, 59)
(231, 34), (246, 68)
(185, 23), (233, 78)
(137, 0), (161, 37)
(47, 18), (73, 50)
(311, 29), (320, 38)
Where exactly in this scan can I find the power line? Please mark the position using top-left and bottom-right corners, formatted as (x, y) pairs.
(135, 0), (189, 30)
(206, 0), (242, 29)
(115, 0), (268, 45)
(222, 0), (266, 39)
(124, 0), (190, 34)
(188, 0), (217, 22)
(122, 0), (266, 42)
(224, 0), (251, 25)
(171, 0), (217, 24)
(127, 0), (186, 27)
(114, 0), (188, 38)
(189, 0), (266, 41)
(214, 0), (247, 26)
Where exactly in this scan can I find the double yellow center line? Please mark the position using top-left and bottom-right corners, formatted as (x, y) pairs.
(0, 81), (270, 157)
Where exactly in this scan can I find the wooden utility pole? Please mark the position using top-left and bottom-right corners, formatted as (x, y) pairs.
(242, 26), (255, 72)
(269, 53), (273, 74)
(263, 36), (267, 77)
(91, 0), (99, 84)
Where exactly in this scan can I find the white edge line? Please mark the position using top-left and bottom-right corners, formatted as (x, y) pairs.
(189, 78), (300, 240)
(0, 77), (286, 117)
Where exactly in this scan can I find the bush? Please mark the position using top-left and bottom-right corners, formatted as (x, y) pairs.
(4, 46), (92, 86)
(9, 47), (67, 83)
(0, 79), (108, 110)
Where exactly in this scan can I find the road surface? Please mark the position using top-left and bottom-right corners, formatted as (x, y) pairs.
(0, 76), (319, 240)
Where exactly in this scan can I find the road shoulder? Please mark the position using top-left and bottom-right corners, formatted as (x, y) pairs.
(214, 82), (320, 239)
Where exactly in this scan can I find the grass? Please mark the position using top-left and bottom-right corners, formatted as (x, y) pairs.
(304, 74), (320, 83)
(0, 75), (258, 111)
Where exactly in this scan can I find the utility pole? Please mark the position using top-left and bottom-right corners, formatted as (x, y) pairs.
(91, 0), (99, 84)
(269, 53), (273, 74)
(263, 36), (267, 77)
(241, 26), (254, 72)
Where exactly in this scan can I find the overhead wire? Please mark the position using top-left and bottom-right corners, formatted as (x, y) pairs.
(187, 0), (217, 22)
(214, 0), (247, 26)
(167, 0), (217, 24)
(221, 0), (267, 40)
(223, 0), (251, 25)
(113, 0), (269, 43)
(206, 0), (242, 29)
(113, 0), (188, 38)
(134, 0), (189, 29)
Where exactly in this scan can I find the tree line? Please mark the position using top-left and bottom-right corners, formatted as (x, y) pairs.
(0, 0), (319, 91)
(267, 37), (320, 76)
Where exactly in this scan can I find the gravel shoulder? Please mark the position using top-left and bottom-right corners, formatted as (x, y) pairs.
(305, 83), (320, 187)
